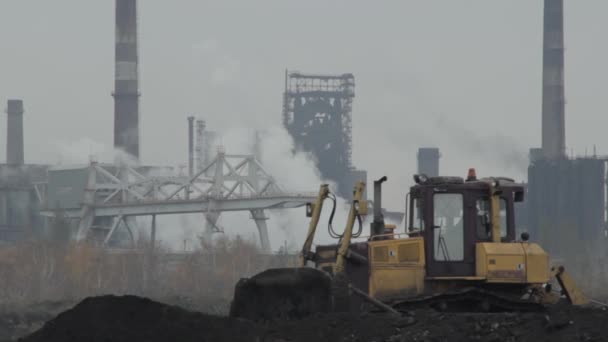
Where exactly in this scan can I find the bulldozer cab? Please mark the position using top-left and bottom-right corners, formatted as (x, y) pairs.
(408, 172), (524, 278)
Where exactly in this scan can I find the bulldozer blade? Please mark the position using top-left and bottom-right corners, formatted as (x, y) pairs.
(229, 267), (332, 321)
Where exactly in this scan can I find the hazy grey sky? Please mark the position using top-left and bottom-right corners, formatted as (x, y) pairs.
(2, 1), (608, 209)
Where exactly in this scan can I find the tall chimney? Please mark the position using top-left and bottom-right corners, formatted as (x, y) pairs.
(187, 116), (195, 177)
(541, 0), (565, 160)
(6, 100), (24, 165)
(195, 119), (206, 172)
(113, 0), (140, 159)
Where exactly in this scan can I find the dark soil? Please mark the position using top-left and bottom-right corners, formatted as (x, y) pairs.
(21, 295), (608, 342)
(21, 296), (258, 342)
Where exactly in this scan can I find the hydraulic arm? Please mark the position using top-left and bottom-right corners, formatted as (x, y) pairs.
(334, 181), (366, 275)
(300, 184), (330, 266)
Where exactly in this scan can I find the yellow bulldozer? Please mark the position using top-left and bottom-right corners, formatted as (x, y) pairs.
(230, 170), (588, 320)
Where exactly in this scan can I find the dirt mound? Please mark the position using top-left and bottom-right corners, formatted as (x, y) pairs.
(21, 295), (608, 342)
(22, 296), (258, 342)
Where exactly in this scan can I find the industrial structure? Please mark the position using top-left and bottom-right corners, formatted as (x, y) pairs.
(6, 100), (24, 165)
(195, 119), (207, 173)
(282, 70), (367, 198)
(1, 1), (607, 262)
(417, 148), (440, 177)
(541, 0), (566, 160)
(0, 163), (47, 242)
(195, 119), (220, 175)
(40, 151), (316, 252)
(1, 100), (48, 241)
(526, 0), (607, 261)
(113, 0), (140, 159)
(0, 3), (314, 253)
(188, 116), (195, 177)
(527, 155), (606, 254)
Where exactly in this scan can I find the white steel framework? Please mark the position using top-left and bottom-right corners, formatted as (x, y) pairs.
(41, 151), (315, 252)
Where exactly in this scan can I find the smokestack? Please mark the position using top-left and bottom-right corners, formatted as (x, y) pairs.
(188, 116), (195, 177)
(6, 100), (24, 165)
(195, 119), (206, 172)
(541, 0), (565, 160)
(370, 176), (387, 237)
(417, 147), (440, 177)
(113, 0), (140, 159)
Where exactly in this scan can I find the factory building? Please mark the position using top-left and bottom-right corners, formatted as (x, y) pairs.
(527, 157), (606, 255)
(526, 0), (607, 259)
(417, 148), (440, 177)
(0, 100), (48, 241)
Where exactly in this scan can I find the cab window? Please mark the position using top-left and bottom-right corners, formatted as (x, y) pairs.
(410, 197), (425, 232)
(475, 198), (507, 239)
(433, 193), (464, 261)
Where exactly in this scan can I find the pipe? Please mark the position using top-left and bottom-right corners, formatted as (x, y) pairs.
(6, 100), (24, 165)
(371, 176), (387, 237)
(187, 116), (195, 177)
(195, 119), (206, 172)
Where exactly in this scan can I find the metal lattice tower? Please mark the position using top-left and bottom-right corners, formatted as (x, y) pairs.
(282, 70), (357, 197)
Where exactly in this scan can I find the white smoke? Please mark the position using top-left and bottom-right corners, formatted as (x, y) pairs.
(44, 127), (355, 252)
(432, 116), (529, 180)
(191, 38), (241, 86)
(49, 137), (140, 168)
(257, 126), (350, 249)
(155, 124), (353, 252)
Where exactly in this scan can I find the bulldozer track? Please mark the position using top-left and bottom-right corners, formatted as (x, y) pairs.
(391, 288), (544, 313)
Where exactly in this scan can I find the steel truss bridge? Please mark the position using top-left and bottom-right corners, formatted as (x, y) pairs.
(40, 151), (316, 252)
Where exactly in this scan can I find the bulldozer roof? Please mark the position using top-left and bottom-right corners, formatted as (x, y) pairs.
(412, 176), (524, 194)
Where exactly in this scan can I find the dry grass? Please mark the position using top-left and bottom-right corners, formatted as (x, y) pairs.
(0, 236), (296, 315)
(4, 233), (603, 316)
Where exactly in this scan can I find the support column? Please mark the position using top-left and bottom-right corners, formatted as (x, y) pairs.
(187, 116), (195, 178)
(202, 212), (220, 243)
(150, 214), (156, 251)
(103, 214), (124, 246)
(146, 214), (157, 293)
(251, 209), (270, 252)
(123, 217), (136, 248)
(76, 164), (98, 241)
